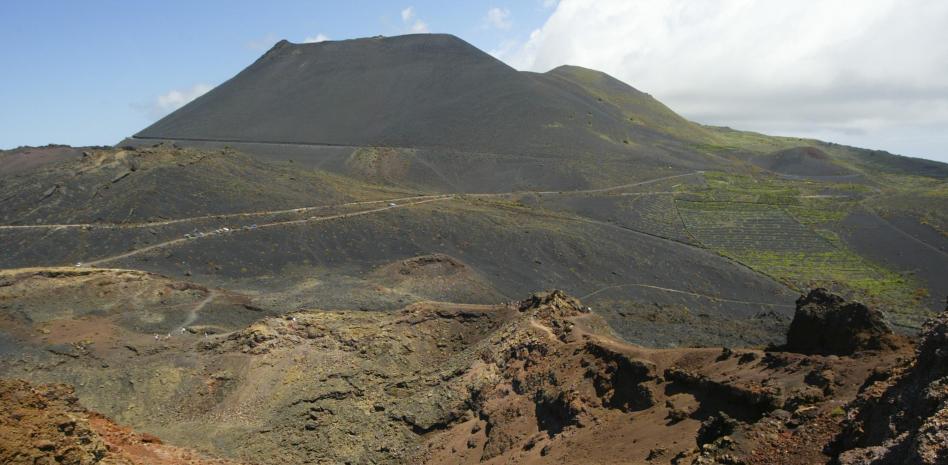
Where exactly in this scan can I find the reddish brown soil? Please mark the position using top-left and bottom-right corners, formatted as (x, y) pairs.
(0, 379), (244, 465)
(0, 145), (85, 175)
(415, 292), (913, 465)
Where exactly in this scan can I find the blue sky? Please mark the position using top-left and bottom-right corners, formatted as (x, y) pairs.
(0, 1), (554, 148)
(2, 1), (946, 163)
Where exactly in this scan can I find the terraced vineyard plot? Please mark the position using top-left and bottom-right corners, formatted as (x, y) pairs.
(537, 193), (696, 244)
(676, 200), (927, 328)
(623, 194), (694, 243)
(736, 249), (926, 329)
(698, 172), (801, 204)
(676, 200), (832, 252)
(734, 249), (886, 284)
(785, 198), (858, 226)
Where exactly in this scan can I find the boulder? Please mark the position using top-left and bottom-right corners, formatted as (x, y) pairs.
(785, 289), (898, 355)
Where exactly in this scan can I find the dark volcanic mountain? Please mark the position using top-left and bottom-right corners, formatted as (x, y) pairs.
(137, 34), (709, 165)
(132, 34), (946, 193)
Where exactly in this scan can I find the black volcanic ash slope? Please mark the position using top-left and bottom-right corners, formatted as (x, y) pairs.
(136, 34), (716, 168)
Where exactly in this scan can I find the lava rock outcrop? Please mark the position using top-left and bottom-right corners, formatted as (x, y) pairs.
(785, 289), (899, 355)
(832, 305), (948, 465)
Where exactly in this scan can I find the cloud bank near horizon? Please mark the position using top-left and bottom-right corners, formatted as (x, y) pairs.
(134, 84), (213, 120)
(498, 0), (948, 161)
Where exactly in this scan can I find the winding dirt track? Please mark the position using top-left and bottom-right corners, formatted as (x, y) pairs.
(4, 170), (797, 300)
(468, 171), (703, 197)
(0, 195), (444, 231)
(83, 196), (452, 266)
(1, 170), (806, 308)
(580, 282), (795, 307)
(73, 172), (703, 266)
(0, 172), (703, 231)
(177, 290), (218, 331)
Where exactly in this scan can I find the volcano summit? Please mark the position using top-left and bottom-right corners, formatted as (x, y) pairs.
(136, 34), (710, 161)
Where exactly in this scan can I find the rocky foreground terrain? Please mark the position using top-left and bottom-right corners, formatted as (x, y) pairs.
(0, 267), (944, 464)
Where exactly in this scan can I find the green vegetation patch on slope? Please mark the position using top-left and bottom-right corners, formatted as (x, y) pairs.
(676, 194), (929, 328)
(677, 200), (832, 252)
(694, 172), (801, 204)
(785, 197), (860, 226)
(548, 65), (713, 144)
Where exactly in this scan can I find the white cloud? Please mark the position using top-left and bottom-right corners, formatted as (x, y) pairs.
(303, 33), (329, 43)
(501, 0), (948, 162)
(139, 84), (213, 120)
(485, 7), (512, 29)
(401, 6), (429, 33)
(245, 33), (278, 51)
(410, 19), (429, 33)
